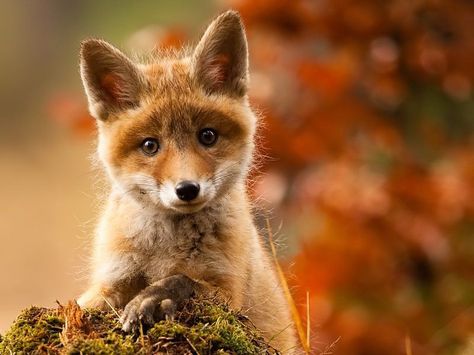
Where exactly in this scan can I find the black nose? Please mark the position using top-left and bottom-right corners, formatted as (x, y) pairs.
(175, 180), (200, 201)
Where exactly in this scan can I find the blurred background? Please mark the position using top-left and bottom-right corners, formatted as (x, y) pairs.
(0, 0), (473, 354)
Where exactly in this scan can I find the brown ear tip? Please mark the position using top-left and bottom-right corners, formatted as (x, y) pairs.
(80, 38), (113, 57)
(222, 9), (241, 17)
(81, 38), (102, 49)
(218, 9), (243, 24)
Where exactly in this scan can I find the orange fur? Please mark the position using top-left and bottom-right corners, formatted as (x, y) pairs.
(78, 10), (297, 353)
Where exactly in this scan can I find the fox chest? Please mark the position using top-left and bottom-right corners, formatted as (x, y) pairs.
(132, 211), (225, 282)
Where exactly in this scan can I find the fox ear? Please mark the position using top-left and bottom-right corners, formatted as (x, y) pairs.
(192, 10), (249, 97)
(80, 39), (144, 120)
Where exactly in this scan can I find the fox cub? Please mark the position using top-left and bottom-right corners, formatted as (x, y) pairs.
(77, 10), (297, 352)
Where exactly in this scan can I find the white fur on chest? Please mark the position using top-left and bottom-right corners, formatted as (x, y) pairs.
(121, 199), (224, 282)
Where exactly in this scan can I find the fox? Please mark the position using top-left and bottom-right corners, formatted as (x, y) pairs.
(77, 10), (297, 353)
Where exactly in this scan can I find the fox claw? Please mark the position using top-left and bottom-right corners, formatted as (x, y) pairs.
(120, 274), (196, 332)
(121, 296), (169, 331)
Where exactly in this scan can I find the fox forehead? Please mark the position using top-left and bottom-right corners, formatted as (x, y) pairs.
(141, 56), (192, 92)
(100, 57), (255, 142)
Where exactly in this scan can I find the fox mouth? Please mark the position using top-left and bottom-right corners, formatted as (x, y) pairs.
(167, 200), (208, 214)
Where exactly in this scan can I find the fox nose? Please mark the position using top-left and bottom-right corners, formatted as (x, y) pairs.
(175, 180), (200, 201)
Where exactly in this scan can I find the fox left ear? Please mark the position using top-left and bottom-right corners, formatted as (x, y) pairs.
(80, 39), (144, 120)
(192, 10), (249, 97)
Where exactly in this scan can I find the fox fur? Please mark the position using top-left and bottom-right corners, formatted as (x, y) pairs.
(77, 10), (297, 353)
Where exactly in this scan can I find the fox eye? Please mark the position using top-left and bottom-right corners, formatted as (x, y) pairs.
(198, 128), (218, 146)
(141, 138), (159, 155)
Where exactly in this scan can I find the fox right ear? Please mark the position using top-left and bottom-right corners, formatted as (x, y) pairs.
(192, 11), (249, 97)
(80, 39), (144, 120)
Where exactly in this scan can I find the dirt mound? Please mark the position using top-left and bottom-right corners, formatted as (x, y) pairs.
(0, 298), (277, 354)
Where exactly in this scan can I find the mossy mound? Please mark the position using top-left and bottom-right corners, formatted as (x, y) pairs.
(0, 298), (277, 354)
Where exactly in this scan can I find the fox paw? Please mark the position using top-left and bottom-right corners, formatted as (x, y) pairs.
(120, 274), (196, 332)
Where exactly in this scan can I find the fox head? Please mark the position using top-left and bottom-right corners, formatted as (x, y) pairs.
(80, 11), (256, 214)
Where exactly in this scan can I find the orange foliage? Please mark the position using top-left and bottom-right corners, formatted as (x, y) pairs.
(231, 0), (474, 354)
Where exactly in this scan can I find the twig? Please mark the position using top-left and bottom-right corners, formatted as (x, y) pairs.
(139, 320), (146, 349)
(306, 291), (311, 351)
(184, 335), (200, 355)
(100, 294), (121, 319)
(266, 219), (310, 354)
(405, 334), (413, 355)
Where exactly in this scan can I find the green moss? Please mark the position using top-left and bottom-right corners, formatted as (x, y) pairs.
(147, 300), (269, 354)
(0, 306), (64, 354)
(66, 333), (137, 355)
(0, 299), (277, 354)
